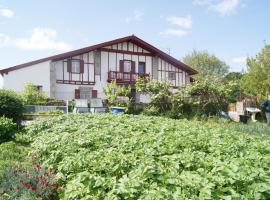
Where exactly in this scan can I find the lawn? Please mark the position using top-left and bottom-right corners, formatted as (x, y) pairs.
(22, 114), (270, 199)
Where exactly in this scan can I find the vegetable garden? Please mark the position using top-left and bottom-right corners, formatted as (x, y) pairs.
(8, 113), (269, 199)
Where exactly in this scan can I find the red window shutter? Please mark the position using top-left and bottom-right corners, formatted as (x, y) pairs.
(131, 61), (135, 73)
(119, 60), (124, 72)
(75, 89), (80, 99)
(92, 90), (97, 98)
(67, 60), (72, 72)
(80, 60), (84, 73)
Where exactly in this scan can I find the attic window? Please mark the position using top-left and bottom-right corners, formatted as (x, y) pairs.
(72, 60), (81, 73)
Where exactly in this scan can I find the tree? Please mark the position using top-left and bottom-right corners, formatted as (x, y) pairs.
(21, 82), (47, 105)
(241, 44), (270, 102)
(223, 72), (244, 102)
(183, 79), (230, 117)
(223, 72), (243, 82)
(183, 50), (229, 81)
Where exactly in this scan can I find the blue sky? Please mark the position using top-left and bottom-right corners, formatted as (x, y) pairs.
(0, 0), (270, 86)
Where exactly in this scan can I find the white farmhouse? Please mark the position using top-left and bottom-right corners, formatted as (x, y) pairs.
(0, 35), (197, 100)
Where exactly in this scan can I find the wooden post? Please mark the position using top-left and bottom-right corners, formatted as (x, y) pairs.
(66, 100), (69, 114)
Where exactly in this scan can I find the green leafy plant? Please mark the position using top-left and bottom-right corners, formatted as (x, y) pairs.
(0, 116), (17, 143)
(136, 77), (172, 114)
(183, 79), (230, 117)
(0, 89), (24, 123)
(103, 80), (131, 108)
(21, 82), (47, 105)
(43, 99), (66, 106)
(25, 114), (270, 199)
(36, 110), (64, 115)
(183, 50), (229, 81)
(240, 44), (270, 102)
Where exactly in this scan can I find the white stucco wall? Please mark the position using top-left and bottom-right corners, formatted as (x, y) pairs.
(2, 61), (51, 96)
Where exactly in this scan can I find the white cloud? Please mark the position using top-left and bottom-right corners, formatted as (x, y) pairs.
(0, 8), (14, 18)
(160, 15), (192, 38)
(210, 0), (240, 15)
(160, 29), (190, 38)
(166, 16), (192, 28)
(193, 0), (242, 16)
(125, 10), (144, 23)
(0, 27), (72, 51)
(15, 27), (72, 51)
(232, 56), (247, 65)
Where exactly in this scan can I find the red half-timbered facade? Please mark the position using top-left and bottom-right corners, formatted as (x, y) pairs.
(0, 35), (197, 101)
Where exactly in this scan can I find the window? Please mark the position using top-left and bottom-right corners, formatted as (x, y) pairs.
(80, 90), (90, 100)
(168, 72), (176, 80)
(72, 60), (80, 73)
(79, 87), (91, 100)
(124, 60), (132, 72)
(138, 62), (146, 74)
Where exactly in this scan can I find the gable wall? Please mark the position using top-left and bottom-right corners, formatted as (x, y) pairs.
(2, 61), (51, 96)
(52, 41), (191, 100)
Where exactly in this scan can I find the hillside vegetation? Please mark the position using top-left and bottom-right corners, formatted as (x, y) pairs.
(26, 114), (270, 199)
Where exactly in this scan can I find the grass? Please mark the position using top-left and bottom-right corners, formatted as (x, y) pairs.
(226, 121), (270, 136)
(197, 117), (270, 136)
(0, 134), (31, 179)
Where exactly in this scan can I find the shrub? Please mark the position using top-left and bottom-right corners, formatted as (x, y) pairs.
(136, 77), (172, 112)
(21, 82), (47, 105)
(0, 116), (17, 142)
(0, 89), (24, 123)
(184, 80), (230, 117)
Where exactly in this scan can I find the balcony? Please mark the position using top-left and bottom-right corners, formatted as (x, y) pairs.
(108, 71), (149, 84)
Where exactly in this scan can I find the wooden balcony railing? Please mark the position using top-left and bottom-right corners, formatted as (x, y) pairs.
(108, 71), (149, 83)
